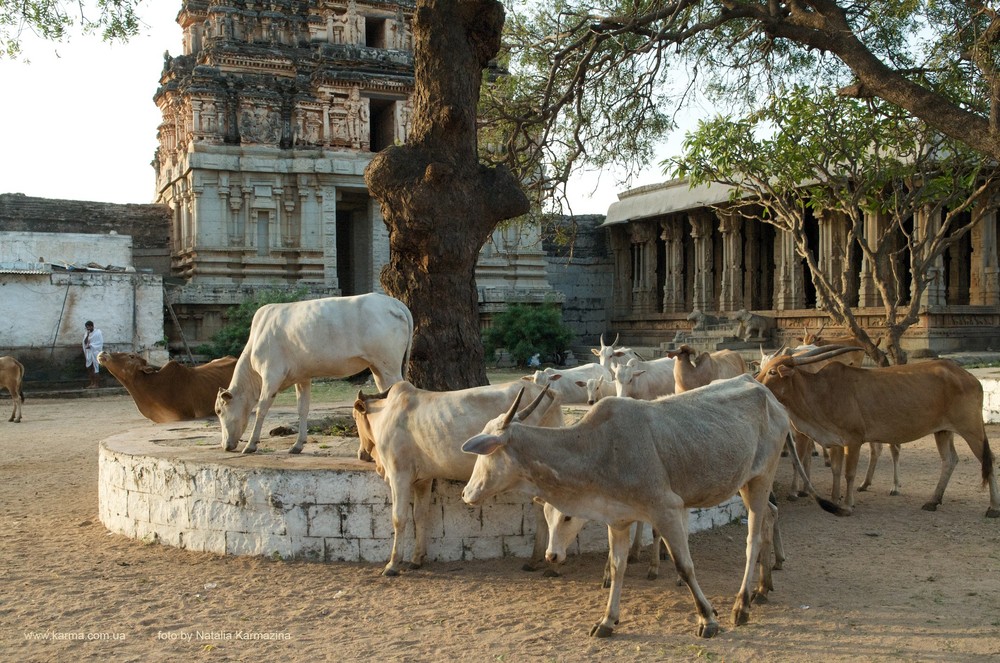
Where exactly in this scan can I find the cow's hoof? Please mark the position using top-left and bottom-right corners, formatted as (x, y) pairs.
(921, 502), (939, 512)
(288, 447), (302, 455)
(382, 567), (400, 577)
(697, 622), (719, 638)
(646, 570), (658, 581)
(241, 448), (257, 455)
(589, 623), (615, 638)
(889, 488), (900, 496)
(797, 490), (809, 498)
(358, 450), (374, 463)
(985, 507), (1000, 518)
(751, 591), (769, 605)
(857, 485), (869, 493)
(732, 606), (750, 626)
(542, 568), (561, 578)
(786, 493), (799, 502)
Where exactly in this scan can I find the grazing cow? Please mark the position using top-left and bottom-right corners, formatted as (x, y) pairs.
(216, 293), (413, 454)
(667, 345), (747, 393)
(590, 333), (643, 371)
(610, 356), (676, 400)
(462, 375), (847, 638)
(353, 380), (564, 576)
(756, 345), (1000, 517)
(98, 352), (236, 423)
(523, 363), (611, 405)
(0, 356), (25, 423)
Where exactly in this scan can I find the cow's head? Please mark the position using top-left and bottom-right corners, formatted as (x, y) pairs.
(611, 358), (644, 398)
(215, 387), (253, 452)
(97, 351), (153, 378)
(577, 375), (606, 405)
(591, 333), (621, 368)
(461, 387), (550, 506)
(353, 388), (391, 473)
(541, 500), (588, 564)
(755, 344), (860, 396)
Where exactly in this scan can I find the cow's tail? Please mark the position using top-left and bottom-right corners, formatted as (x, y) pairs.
(982, 436), (995, 487)
(783, 431), (851, 517)
(401, 304), (415, 381)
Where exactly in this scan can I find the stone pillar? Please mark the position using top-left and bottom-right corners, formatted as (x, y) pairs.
(629, 223), (657, 315)
(320, 185), (340, 292)
(609, 227), (631, 317)
(689, 211), (714, 312)
(773, 230), (804, 310)
(660, 218), (685, 313)
(815, 208), (846, 308)
(969, 206), (999, 305)
(916, 204), (946, 307)
(858, 210), (883, 307)
(241, 186), (253, 248)
(716, 210), (743, 312)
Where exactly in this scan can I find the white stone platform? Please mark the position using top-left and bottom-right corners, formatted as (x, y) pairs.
(97, 408), (746, 564)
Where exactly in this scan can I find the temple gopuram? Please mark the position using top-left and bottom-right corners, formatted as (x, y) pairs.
(153, 0), (556, 347)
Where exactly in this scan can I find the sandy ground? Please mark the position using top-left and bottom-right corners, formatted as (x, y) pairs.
(2, 391), (1000, 662)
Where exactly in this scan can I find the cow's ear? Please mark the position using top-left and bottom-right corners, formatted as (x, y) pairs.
(219, 388), (233, 402)
(775, 365), (794, 378)
(549, 374), (563, 382)
(462, 434), (503, 455)
(520, 375), (532, 381)
(140, 365), (158, 375)
(590, 348), (600, 357)
(532, 496), (546, 505)
(575, 380), (586, 388)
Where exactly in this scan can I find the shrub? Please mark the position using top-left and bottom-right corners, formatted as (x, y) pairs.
(197, 288), (308, 359)
(481, 303), (574, 366)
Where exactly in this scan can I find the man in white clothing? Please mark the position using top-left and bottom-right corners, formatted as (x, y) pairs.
(82, 321), (104, 389)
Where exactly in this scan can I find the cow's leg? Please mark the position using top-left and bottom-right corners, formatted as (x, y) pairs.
(590, 524), (632, 638)
(769, 493), (785, 571)
(525, 499), (549, 572)
(842, 444), (862, 510)
(888, 444), (902, 495)
(241, 391), (278, 454)
(956, 431), (1000, 518)
(790, 431), (811, 499)
(655, 507), (718, 638)
(289, 381), (312, 454)
(827, 446), (845, 505)
(409, 479), (433, 569)
(646, 525), (662, 581)
(734, 478), (770, 626)
(923, 432), (959, 512)
(383, 471), (413, 576)
(858, 442), (882, 492)
(628, 522), (643, 562)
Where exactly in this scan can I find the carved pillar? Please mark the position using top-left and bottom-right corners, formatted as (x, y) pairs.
(609, 227), (631, 317)
(858, 210), (883, 307)
(716, 210), (743, 312)
(970, 206), (1000, 305)
(629, 223), (657, 315)
(241, 185), (253, 248)
(916, 204), (946, 307)
(660, 218), (685, 313)
(320, 185), (340, 291)
(688, 211), (714, 312)
(774, 229), (804, 310)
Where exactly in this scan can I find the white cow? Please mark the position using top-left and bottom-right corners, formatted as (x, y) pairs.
(523, 363), (611, 405)
(591, 333), (643, 371)
(353, 380), (563, 576)
(216, 293), (413, 454)
(462, 375), (846, 639)
(610, 356), (676, 399)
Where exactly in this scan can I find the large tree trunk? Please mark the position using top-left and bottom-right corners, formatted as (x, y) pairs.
(364, 0), (529, 390)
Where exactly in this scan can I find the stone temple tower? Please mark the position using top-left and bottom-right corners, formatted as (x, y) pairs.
(154, 0), (556, 347)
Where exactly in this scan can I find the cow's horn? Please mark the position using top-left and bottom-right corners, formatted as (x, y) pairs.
(515, 385), (551, 423)
(501, 387), (526, 429)
(600, 332), (606, 347)
(790, 344), (862, 366)
(612, 333), (620, 346)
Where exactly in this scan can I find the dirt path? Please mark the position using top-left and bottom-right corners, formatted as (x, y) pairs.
(1, 393), (999, 662)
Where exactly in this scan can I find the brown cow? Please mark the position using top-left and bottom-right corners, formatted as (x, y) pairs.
(98, 351), (237, 423)
(666, 344), (747, 393)
(756, 345), (1000, 517)
(0, 356), (25, 422)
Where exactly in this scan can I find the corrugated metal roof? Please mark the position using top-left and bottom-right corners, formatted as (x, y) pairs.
(601, 178), (737, 226)
(0, 262), (50, 275)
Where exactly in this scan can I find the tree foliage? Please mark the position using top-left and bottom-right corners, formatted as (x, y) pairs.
(196, 288), (307, 360)
(670, 85), (1000, 364)
(1, 0), (143, 58)
(481, 302), (575, 366)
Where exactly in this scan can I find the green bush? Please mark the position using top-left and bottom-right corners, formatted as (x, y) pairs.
(481, 303), (575, 366)
(197, 288), (308, 359)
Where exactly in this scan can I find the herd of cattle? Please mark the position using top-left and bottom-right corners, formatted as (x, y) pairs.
(2, 292), (998, 639)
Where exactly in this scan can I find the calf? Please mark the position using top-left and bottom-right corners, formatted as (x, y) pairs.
(462, 375), (845, 638)
(0, 356), (25, 423)
(216, 293), (413, 454)
(98, 351), (236, 423)
(756, 345), (1000, 517)
(667, 344), (747, 393)
(354, 380), (563, 576)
